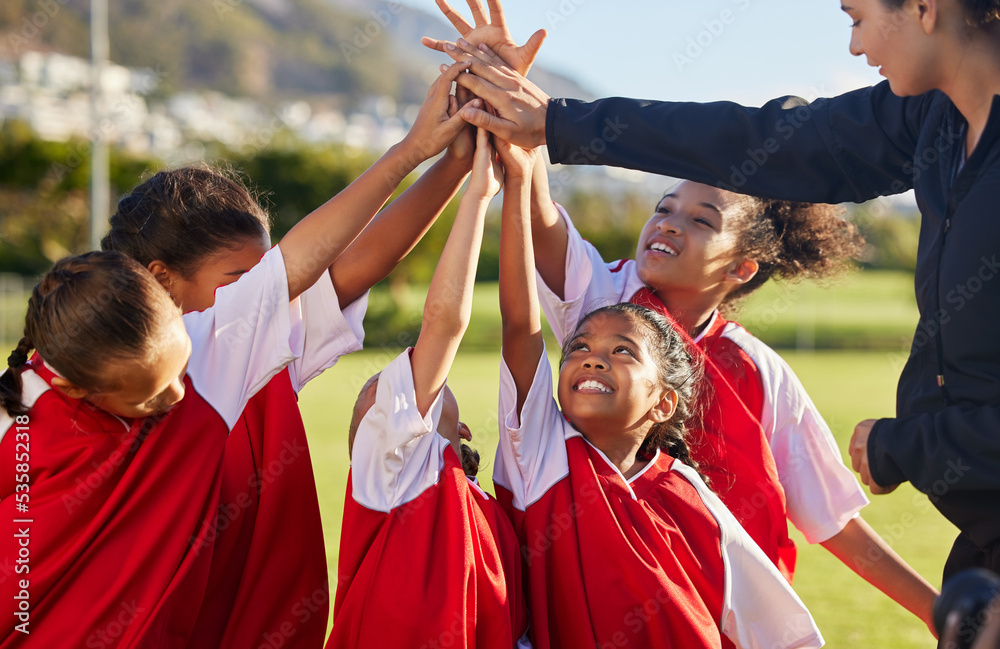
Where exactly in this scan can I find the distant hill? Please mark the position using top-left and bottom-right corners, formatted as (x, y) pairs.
(0, 0), (592, 107)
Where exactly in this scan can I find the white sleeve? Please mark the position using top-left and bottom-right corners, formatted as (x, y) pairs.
(183, 245), (297, 431)
(536, 204), (634, 345)
(723, 325), (869, 543)
(672, 463), (825, 649)
(495, 345), (571, 511)
(350, 350), (450, 513)
(285, 271), (368, 393)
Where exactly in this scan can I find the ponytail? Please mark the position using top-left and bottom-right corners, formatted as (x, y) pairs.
(724, 198), (863, 309)
(460, 444), (481, 478)
(0, 336), (34, 417)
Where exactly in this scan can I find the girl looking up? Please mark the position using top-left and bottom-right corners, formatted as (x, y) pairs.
(527, 173), (938, 631)
(329, 127), (529, 649)
(493, 131), (821, 649)
(101, 62), (477, 649)
(427, 13), (939, 630)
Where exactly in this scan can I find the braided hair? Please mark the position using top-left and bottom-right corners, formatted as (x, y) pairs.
(0, 252), (176, 416)
(101, 166), (270, 277)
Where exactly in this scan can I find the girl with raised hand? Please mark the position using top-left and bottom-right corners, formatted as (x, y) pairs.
(427, 7), (938, 631)
(0, 60), (472, 649)
(328, 127), (530, 649)
(101, 60), (478, 649)
(433, 0), (1000, 583)
(493, 128), (821, 649)
(526, 172), (939, 632)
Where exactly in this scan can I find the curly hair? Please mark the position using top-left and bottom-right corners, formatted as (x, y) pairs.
(101, 166), (271, 277)
(564, 303), (706, 479)
(881, 0), (1000, 26)
(723, 197), (864, 308)
(0, 252), (178, 416)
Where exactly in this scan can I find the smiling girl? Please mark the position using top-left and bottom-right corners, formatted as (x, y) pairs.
(525, 168), (937, 631)
(0, 61), (475, 649)
(493, 135), (821, 649)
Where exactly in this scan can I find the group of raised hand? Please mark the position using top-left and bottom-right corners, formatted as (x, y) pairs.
(419, 0), (553, 154)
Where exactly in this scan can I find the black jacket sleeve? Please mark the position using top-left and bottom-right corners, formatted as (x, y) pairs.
(869, 407), (1000, 547)
(545, 81), (935, 204)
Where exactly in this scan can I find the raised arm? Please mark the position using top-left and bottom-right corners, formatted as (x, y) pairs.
(421, 0), (546, 77)
(496, 137), (543, 412)
(410, 127), (501, 416)
(428, 40), (567, 296)
(278, 61), (471, 301)
(442, 41), (934, 204)
(528, 154), (568, 298)
(331, 79), (479, 308)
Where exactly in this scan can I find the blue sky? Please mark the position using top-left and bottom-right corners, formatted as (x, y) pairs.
(406, 0), (884, 105)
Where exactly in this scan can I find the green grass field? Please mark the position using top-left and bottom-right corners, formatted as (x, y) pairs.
(300, 347), (955, 648)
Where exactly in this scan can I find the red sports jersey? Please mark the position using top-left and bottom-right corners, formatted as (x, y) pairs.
(0, 363), (226, 649)
(328, 351), (529, 649)
(186, 273), (367, 649)
(538, 205), (868, 574)
(630, 286), (795, 579)
(494, 352), (823, 649)
(693, 313), (868, 545)
(0, 246), (334, 647)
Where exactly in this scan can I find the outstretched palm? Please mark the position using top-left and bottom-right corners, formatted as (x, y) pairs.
(422, 0), (546, 76)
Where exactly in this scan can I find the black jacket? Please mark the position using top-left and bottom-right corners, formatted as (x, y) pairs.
(546, 82), (1000, 557)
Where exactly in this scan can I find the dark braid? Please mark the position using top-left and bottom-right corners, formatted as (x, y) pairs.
(567, 303), (707, 481)
(0, 336), (34, 417)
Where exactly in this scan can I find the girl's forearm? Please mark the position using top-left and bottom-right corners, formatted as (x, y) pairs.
(279, 141), (427, 301)
(528, 155), (569, 298)
(422, 195), (489, 340)
(820, 516), (939, 635)
(410, 192), (489, 415)
(500, 173), (544, 409)
(331, 152), (472, 308)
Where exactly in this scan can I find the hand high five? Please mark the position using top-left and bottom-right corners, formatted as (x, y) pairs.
(421, 0), (546, 77)
(436, 38), (550, 149)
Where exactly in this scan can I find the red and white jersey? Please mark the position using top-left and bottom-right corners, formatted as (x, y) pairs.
(692, 313), (868, 544)
(537, 205), (867, 546)
(186, 270), (368, 649)
(328, 351), (530, 649)
(494, 351), (823, 649)
(0, 246), (355, 648)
